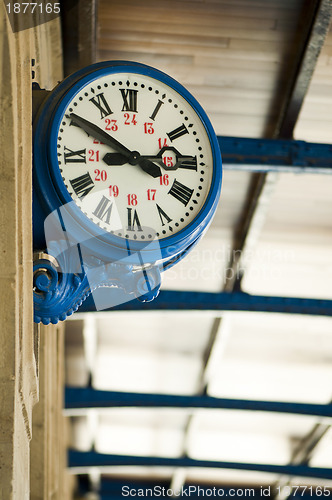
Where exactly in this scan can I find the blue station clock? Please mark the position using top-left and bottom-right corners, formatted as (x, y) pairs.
(33, 61), (222, 324)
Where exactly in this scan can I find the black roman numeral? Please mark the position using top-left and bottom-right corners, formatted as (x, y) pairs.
(120, 89), (138, 112)
(127, 208), (142, 231)
(156, 204), (172, 226)
(69, 172), (94, 199)
(179, 156), (197, 171)
(167, 124), (189, 142)
(92, 196), (113, 224)
(168, 179), (193, 206)
(89, 93), (113, 118)
(64, 147), (86, 164)
(149, 99), (164, 121)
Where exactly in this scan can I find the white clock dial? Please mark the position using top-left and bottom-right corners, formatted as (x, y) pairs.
(56, 73), (214, 241)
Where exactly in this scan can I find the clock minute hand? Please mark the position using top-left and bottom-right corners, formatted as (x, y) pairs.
(69, 113), (161, 178)
(70, 113), (130, 156)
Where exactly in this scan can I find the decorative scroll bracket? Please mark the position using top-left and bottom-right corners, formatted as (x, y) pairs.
(33, 240), (161, 324)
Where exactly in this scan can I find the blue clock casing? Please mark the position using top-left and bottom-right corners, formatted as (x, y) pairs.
(33, 61), (222, 324)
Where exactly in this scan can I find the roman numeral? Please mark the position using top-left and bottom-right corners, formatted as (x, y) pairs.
(64, 147), (86, 164)
(168, 179), (193, 206)
(120, 89), (138, 112)
(92, 196), (113, 224)
(149, 99), (164, 121)
(179, 156), (197, 171)
(167, 124), (189, 142)
(69, 172), (94, 199)
(89, 93), (113, 118)
(156, 204), (172, 227)
(127, 208), (142, 231)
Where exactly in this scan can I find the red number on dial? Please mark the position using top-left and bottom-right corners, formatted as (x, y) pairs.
(144, 122), (154, 134)
(105, 118), (118, 132)
(109, 185), (119, 197)
(94, 169), (107, 181)
(163, 156), (174, 167)
(124, 113), (137, 126)
(89, 150), (100, 161)
(159, 174), (169, 186)
(127, 194), (138, 206)
(158, 138), (168, 149)
(147, 189), (156, 201)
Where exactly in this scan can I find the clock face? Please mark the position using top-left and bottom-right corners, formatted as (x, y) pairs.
(56, 72), (214, 242)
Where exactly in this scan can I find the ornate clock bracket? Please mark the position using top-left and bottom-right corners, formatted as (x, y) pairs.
(33, 241), (161, 325)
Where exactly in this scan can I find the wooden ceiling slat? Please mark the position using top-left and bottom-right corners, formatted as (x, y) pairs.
(99, 0), (301, 20)
(99, 10), (277, 31)
(100, 23), (295, 42)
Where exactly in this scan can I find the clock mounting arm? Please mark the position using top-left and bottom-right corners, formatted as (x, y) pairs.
(33, 241), (161, 325)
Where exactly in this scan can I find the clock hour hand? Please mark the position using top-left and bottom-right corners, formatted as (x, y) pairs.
(103, 146), (193, 171)
(69, 113), (161, 178)
(102, 153), (128, 166)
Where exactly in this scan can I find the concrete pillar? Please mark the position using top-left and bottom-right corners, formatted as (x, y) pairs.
(0, 4), (72, 498)
(31, 324), (75, 500)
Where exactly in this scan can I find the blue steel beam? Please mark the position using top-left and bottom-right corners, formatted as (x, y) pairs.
(65, 387), (332, 418)
(68, 450), (332, 480)
(78, 291), (332, 316)
(219, 136), (332, 174)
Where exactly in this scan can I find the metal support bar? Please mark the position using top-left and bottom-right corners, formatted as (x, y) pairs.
(223, 0), (332, 290)
(64, 387), (332, 418)
(219, 136), (332, 174)
(78, 291), (332, 316)
(68, 450), (332, 480)
(273, 411), (332, 499)
(274, 0), (332, 139)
